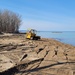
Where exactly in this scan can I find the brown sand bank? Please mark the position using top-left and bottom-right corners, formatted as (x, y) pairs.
(0, 33), (75, 75)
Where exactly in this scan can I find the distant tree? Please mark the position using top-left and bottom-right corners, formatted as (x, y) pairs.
(0, 9), (21, 33)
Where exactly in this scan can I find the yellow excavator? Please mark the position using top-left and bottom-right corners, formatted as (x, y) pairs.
(26, 29), (40, 40)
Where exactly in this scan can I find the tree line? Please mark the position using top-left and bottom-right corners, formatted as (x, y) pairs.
(0, 9), (21, 33)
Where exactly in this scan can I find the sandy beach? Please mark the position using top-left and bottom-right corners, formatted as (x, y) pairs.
(0, 33), (75, 75)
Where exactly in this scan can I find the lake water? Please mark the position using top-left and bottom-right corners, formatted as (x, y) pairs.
(20, 30), (75, 46)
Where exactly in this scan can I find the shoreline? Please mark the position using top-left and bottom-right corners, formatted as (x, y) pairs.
(0, 33), (75, 48)
(0, 32), (75, 46)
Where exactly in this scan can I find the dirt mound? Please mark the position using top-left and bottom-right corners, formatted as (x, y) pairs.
(0, 34), (75, 75)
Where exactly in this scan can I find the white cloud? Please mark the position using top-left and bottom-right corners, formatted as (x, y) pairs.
(19, 7), (75, 31)
(19, 19), (66, 31)
(19, 18), (75, 31)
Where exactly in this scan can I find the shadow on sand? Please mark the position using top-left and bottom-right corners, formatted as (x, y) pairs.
(19, 61), (75, 74)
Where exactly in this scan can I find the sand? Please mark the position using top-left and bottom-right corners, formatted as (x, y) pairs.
(0, 33), (75, 75)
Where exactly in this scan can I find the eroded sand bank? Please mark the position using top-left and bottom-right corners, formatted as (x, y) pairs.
(0, 33), (75, 75)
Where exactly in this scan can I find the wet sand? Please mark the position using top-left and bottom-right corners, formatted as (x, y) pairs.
(0, 33), (75, 75)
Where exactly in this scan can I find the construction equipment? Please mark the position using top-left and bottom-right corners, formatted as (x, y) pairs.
(26, 29), (40, 40)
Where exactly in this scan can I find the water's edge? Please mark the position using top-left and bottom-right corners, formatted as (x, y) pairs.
(19, 30), (75, 46)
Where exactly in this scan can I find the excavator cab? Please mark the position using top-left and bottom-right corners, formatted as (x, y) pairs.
(26, 29), (40, 40)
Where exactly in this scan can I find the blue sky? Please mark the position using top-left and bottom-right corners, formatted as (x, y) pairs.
(0, 0), (75, 31)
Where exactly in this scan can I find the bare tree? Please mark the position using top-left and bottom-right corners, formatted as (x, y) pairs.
(0, 9), (21, 33)
(0, 11), (2, 33)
